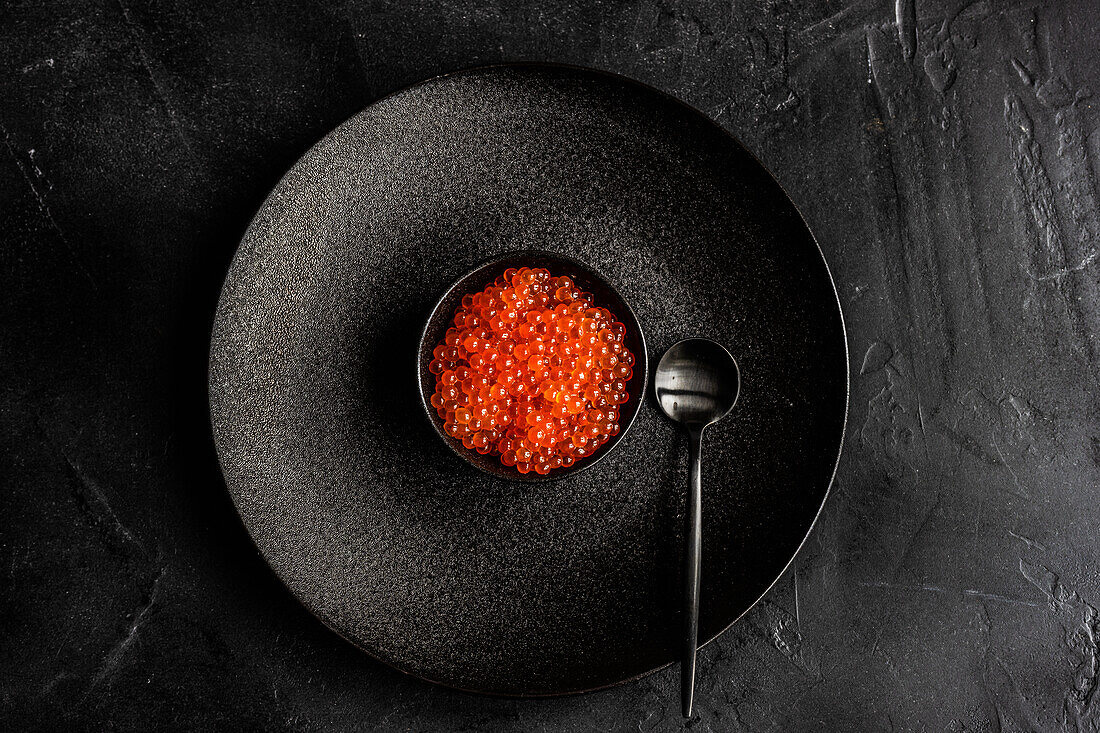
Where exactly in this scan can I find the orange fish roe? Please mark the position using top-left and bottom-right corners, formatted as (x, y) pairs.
(429, 266), (636, 475)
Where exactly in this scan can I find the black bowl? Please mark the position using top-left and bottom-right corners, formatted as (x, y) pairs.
(416, 250), (648, 481)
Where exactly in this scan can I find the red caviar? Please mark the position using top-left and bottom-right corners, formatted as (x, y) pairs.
(429, 266), (635, 475)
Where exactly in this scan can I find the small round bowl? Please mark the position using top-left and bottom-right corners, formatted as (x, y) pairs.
(417, 250), (648, 482)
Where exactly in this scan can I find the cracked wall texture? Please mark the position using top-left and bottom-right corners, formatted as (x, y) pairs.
(2, 0), (1099, 730)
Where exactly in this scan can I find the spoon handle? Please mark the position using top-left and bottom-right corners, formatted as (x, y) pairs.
(682, 426), (704, 718)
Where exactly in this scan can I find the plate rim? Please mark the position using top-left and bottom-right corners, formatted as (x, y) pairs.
(207, 60), (851, 698)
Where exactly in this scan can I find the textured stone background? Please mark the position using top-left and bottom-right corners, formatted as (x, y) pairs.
(2, 0), (1098, 730)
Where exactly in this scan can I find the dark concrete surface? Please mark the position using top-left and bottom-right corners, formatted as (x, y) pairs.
(2, 0), (1098, 730)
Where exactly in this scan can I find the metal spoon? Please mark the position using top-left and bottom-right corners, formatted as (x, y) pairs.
(654, 338), (740, 718)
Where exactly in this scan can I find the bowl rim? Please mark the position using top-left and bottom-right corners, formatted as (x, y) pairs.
(416, 248), (649, 482)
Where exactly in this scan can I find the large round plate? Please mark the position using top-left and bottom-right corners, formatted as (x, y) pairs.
(209, 64), (848, 695)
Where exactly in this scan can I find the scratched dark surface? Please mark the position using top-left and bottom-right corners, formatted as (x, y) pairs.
(2, 0), (1099, 730)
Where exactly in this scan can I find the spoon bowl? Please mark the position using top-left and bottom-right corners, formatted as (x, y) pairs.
(654, 339), (740, 428)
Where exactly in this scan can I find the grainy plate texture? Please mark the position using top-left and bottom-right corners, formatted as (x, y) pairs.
(208, 64), (848, 695)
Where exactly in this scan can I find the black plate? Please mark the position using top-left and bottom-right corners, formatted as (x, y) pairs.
(416, 250), (649, 482)
(209, 63), (848, 696)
